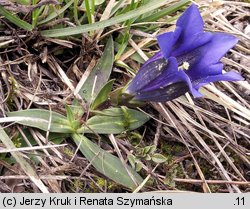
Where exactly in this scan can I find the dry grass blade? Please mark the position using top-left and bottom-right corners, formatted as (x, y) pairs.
(155, 103), (212, 193)
(94, 0), (116, 40)
(173, 178), (250, 186)
(0, 144), (67, 153)
(0, 127), (49, 193)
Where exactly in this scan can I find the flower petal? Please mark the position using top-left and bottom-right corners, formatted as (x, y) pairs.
(187, 63), (223, 82)
(186, 33), (238, 81)
(142, 51), (163, 67)
(126, 57), (168, 94)
(199, 33), (238, 65)
(133, 82), (189, 102)
(176, 4), (204, 40)
(158, 4), (212, 59)
(157, 27), (181, 59)
(193, 71), (244, 90)
(172, 32), (213, 58)
(140, 57), (179, 91)
(139, 57), (203, 98)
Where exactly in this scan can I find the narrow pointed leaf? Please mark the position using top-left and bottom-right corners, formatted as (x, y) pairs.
(85, 107), (150, 134)
(91, 79), (114, 110)
(79, 37), (114, 103)
(7, 109), (73, 133)
(0, 6), (33, 31)
(137, 0), (190, 22)
(41, 0), (170, 37)
(72, 134), (143, 189)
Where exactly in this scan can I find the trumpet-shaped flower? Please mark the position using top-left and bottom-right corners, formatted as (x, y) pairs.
(125, 4), (243, 102)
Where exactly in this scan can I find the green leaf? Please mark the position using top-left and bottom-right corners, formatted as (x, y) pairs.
(135, 161), (143, 172)
(81, 0), (105, 9)
(151, 153), (167, 163)
(65, 105), (75, 123)
(41, 0), (170, 37)
(84, 107), (150, 134)
(137, 0), (190, 22)
(143, 145), (157, 155)
(47, 132), (69, 144)
(84, 0), (94, 24)
(115, 32), (130, 60)
(72, 134), (143, 189)
(79, 37), (114, 103)
(37, 0), (74, 25)
(128, 154), (143, 172)
(65, 105), (81, 131)
(91, 79), (114, 110)
(110, 0), (126, 16)
(6, 109), (74, 133)
(128, 154), (136, 169)
(32, 0), (39, 27)
(17, 129), (69, 146)
(0, 6), (33, 31)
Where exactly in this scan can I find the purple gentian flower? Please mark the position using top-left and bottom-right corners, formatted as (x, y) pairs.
(125, 4), (243, 102)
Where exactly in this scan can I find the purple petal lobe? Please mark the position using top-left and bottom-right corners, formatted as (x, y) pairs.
(173, 32), (213, 57)
(200, 33), (238, 66)
(176, 4), (204, 40)
(187, 33), (238, 81)
(134, 82), (189, 102)
(187, 63), (223, 82)
(126, 57), (168, 94)
(140, 57), (202, 98)
(157, 27), (181, 59)
(141, 57), (179, 92)
(193, 71), (244, 90)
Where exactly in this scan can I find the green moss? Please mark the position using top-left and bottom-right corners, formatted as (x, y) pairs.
(89, 177), (118, 192)
(63, 147), (74, 157)
(164, 164), (181, 188)
(12, 135), (22, 148)
(210, 184), (220, 193)
(161, 142), (185, 155)
(127, 131), (143, 146)
(6, 77), (19, 110)
(70, 179), (84, 191)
